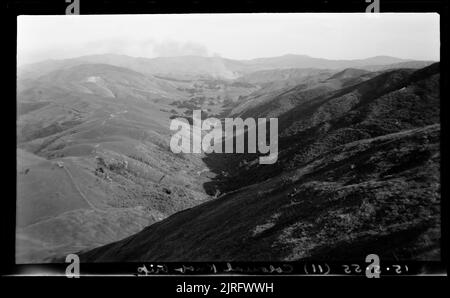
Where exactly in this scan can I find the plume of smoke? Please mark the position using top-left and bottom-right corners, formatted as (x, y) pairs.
(19, 38), (211, 65)
(152, 40), (209, 57)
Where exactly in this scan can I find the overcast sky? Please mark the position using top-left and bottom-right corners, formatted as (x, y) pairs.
(17, 13), (440, 65)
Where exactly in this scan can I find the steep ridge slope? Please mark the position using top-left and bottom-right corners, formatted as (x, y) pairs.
(214, 63), (439, 191)
(231, 68), (382, 118)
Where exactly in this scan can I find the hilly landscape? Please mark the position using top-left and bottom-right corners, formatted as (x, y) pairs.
(16, 53), (440, 263)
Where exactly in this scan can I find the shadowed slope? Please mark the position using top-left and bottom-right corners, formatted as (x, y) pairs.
(80, 124), (440, 262)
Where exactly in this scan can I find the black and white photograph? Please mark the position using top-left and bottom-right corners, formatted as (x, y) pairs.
(10, 8), (446, 280)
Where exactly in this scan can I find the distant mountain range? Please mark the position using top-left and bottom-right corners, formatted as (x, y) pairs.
(19, 53), (435, 80)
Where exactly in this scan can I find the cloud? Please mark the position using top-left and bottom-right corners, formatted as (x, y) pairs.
(151, 40), (209, 57)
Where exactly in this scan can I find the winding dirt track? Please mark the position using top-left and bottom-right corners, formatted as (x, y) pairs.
(61, 164), (101, 211)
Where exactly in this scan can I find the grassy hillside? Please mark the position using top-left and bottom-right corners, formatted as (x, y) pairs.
(16, 62), (232, 263)
(210, 63), (439, 192)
